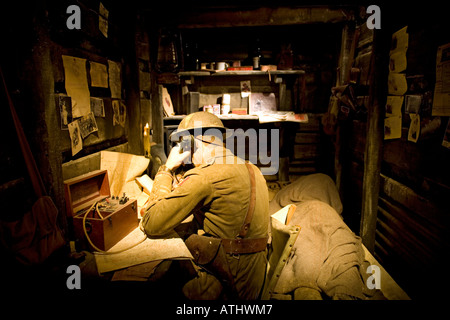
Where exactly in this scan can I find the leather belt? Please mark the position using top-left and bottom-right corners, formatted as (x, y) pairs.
(221, 237), (268, 254)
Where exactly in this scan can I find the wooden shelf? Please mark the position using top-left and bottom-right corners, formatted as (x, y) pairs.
(178, 70), (305, 77)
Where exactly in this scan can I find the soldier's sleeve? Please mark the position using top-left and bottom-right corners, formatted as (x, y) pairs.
(138, 169), (173, 217)
(141, 171), (212, 237)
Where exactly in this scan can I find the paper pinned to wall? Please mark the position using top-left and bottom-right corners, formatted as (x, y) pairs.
(100, 151), (150, 197)
(90, 97), (105, 117)
(384, 115), (402, 140)
(385, 96), (403, 116)
(89, 61), (108, 88)
(58, 95), (72, 130)
(388, 73), (407, 96)
(432, 42), (450, 116)
(68, 120), (82, 156)
(390, 26), (408, 56)
(408, 113), (420, 143)
(78, 112), (98, 139)
(99, 2), (109, 38)
(389, 51), (407, 73)
(62, 55), (91, 118)
(112, 99), (126, 127)
(108, 60), (122, 99)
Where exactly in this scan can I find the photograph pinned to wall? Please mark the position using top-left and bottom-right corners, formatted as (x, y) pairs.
(443, 118), (450, 149)
(90, 97), (105, 117)
(405, 94), (422, 114)
(408, 113), (420, 143)
(240, 80), (251, 98)
(384, 115), (402, 140)
(385, 95), (403, 116)
(78, 112), (98, 139)
(68, 120), (82, 156)
(57, 94), (72, 130)
(89, 61), (108, 88)
(108, 60), (122, 99)
(112, 99), (126, 127)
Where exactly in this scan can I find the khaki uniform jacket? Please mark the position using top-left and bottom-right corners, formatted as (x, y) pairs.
(141, 148), (269, 299)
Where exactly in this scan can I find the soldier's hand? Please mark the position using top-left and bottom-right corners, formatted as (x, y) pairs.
(166, 144), (191, 171)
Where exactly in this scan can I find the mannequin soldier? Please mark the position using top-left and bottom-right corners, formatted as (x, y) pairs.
(140, 112), (269, 300)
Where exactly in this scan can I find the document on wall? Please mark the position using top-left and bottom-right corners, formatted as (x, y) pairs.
(62, 55), (91, 118)
(432, 42), (450, 116)
(99, 2), (109, 38)
(108, 60), (122, 99)
(388, 73), (407, 96)
(385, 96), (403, 116)
(89, 61), (108, 88)
(384, 115), (402, 140)
(112, 99), (126, 127)
(390, 26), (408, 56)
(90, 97), (105, 117)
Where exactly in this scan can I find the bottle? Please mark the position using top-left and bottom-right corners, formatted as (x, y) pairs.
(252, 38), (262, 70)
(183, 41), (199, 71)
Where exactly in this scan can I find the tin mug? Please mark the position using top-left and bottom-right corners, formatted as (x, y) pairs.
(215, 62), (229, 71)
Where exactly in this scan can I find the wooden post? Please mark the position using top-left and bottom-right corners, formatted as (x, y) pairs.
(360, 28), (389, 253)
(152, 84), (164, 145)
(334, 23), (356, 198)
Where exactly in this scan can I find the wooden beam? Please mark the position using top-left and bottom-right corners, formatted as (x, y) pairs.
(334, 23), (357, 200)
(360, 28), (389, 253)
(176, 6), (355, 29)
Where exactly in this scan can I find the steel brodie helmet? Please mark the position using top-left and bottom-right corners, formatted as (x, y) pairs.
(169, 111), (226, 141)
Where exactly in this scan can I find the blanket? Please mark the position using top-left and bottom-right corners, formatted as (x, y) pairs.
(269, 174), (384, 300)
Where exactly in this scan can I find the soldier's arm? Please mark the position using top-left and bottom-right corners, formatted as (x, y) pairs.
(141, 172), (212, 237)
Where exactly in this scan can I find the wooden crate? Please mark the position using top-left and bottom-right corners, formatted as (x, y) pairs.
(64, 170), (139, 251)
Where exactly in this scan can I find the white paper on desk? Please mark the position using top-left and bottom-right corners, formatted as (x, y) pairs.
(94, 227), (193, 274)
(100, 150), (150, 197)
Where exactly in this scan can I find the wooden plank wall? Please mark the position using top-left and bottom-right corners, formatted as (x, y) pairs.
(340, 6), (450, 299)
(0, 1), (149, 234)
(374, 9), (450, 298)
(338, 22), (373, 233)
(289, 114), (324, 179)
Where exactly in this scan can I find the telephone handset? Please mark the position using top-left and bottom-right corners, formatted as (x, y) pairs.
(176, 135), (195, 154)
(173, 135), (194, 176)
